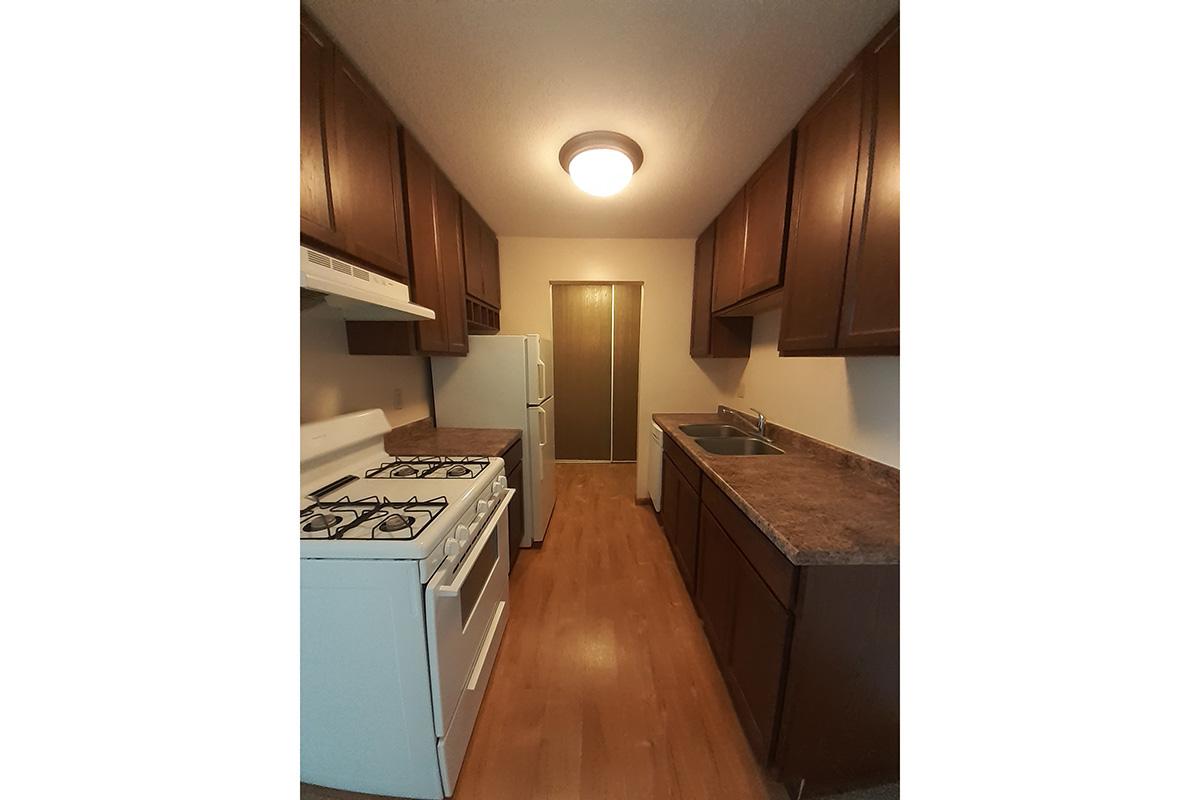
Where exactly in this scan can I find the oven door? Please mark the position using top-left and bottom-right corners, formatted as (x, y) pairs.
(425, 488), (514, 739)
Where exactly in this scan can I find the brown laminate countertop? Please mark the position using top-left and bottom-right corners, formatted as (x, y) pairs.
(653, 412), (899, 566)
(384, 417), (521, 458)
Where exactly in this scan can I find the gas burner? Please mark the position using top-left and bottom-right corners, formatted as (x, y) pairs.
(300, 496), (448, 540)
(303, 513), (342, 533)
(365, 456), (490, 480)
(379, 514), (415, 533)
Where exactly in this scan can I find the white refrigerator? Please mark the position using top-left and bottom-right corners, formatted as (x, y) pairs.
(431, 335), (557, 547)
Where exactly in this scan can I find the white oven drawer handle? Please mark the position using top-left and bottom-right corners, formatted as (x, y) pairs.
(437, 489), (515, 597)
(467, 600), (506, 692)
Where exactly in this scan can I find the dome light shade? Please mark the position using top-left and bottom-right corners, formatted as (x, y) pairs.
(559, 131), (643, 197)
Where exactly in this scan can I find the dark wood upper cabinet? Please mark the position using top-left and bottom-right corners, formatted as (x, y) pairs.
(706, 132), (794, 316)
(739, 133), (795, 299)
(778, 62), (865, 354)
(779, 16), (899, 356)
(461, 199), (485, 301)
(434, 168), (469, 354)
(461, 199), (502, 311)
(839, 18), (900, 350)
(691, 221), (752, 358)
(402, 130), (469, 355)
(327, 55), (409, 281)
(300, 15), (338, 246)
(299, 13), (408, 282)
(401, 131), (448, 353)
(481, 225), (501, 309)
(711, 191), (746, 311)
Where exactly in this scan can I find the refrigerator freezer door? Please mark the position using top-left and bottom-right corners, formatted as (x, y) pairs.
(526, 396), (558, 543)
(525, 335), (553, 406)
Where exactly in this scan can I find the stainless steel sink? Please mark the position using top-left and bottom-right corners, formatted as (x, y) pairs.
(694, 437), (785, 456)
(679, 424), (753, 438)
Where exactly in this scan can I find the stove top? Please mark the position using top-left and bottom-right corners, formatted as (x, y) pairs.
(300, 496), (447, 540)
(300, 454), (500, 547)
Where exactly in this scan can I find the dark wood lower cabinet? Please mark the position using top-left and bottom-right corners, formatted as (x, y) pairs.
(662, 431), (897, 785)
(661, 449), (700, 593)
(505, 461), (524, 572)
(725, 551), (792, 761)
(775, 565), (900, 796)
(501, 439), (524, 572)
(696, 508), (738, 664)
(673, 476), (699, 592)
(695, 498), (793, 763)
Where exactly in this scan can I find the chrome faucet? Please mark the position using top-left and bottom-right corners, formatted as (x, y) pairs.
(750, 408), (769, 440)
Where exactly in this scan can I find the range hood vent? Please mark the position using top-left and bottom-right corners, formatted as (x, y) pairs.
(300, 245), (436, 322)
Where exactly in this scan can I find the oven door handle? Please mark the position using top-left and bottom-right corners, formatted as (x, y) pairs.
(437, 488), (515, 597)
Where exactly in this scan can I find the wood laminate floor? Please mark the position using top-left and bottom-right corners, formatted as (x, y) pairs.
(303, 462), (782, 800)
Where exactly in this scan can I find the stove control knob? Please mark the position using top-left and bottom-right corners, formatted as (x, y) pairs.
(455, 524), (471, 543)
(444, 538), (462, 561)
(477, 499), (490, 516)
(493, 476), (506, 495)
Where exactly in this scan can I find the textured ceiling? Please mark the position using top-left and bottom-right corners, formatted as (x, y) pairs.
(305, 0), (899, 238)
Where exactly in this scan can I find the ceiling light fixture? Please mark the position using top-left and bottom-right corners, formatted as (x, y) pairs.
(558, 131), (644, 197)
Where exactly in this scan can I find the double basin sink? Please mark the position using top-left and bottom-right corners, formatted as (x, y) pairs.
(678, 423), (784, 456)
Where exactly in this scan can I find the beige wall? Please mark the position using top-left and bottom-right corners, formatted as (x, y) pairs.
(734, 309), (899, 467)
(499, 237), (743, 498)
(300, 302), (433, 428)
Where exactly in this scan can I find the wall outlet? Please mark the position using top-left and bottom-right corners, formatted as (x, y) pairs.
(736, 381), (746, 399)
(393, 388), (404, 408)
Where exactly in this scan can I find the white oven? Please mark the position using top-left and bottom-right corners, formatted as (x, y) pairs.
(425, 487), (515, 794)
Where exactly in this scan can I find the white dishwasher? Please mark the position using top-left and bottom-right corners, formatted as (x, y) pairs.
(650, 422), (663, 512)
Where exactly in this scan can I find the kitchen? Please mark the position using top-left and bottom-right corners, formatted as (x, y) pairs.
(7, 3), (1196, 800)
(298, 2), (898, 797)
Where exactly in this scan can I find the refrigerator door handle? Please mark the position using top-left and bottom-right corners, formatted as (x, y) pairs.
(537, 361), (546, 402)
(538, 406), (547, 446)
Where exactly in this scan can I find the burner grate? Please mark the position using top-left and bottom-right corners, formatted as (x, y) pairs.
(299, 495), (448, 540)
(364, 455), (490, 480)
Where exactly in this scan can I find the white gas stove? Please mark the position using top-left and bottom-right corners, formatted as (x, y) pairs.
(300, 410), (513, 799)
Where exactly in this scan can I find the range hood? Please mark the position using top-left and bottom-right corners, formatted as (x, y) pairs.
(300, 245), (436, 322)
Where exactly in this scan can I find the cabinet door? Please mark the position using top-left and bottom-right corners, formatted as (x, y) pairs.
(434, 169), (469, 355)
(727, 554), (792, 760)
(695, 508), (737, 663)
(661, 457), (680, 550)
(675, 475), (700, 594)
(690, 222), (716, 356)
(839, 19), (900, 351)
(691, 222), (752, 357)
(402, 132), (447, 353)
(778, 63), (865, 353)
(482, 223), (501, 308)
(300, 15), (338, 246)
(711, 191), (746, 311)
(506, 464), (524, 571)
(328, 51), (409, 281)
(740, 133), (795, 299)
(460, 198), (486, 302)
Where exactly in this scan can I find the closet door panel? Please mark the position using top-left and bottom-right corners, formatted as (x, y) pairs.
(611, 284), (642, 462)
(552, 284), (613, 460)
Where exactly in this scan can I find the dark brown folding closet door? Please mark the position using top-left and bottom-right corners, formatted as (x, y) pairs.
(552, 284), (612, 460)
(611, 284), (641, 461)
(551, 282), (642, 461)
